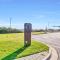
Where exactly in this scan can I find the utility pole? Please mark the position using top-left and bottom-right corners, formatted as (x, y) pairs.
(10, 17), (12, 33)
(45, 25), (47, 33)
(48, 22), (49, 29)
(10, 18), (12, 29)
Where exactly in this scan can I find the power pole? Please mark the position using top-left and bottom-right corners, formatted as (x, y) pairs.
(48, 22), (49, 29)
(10, 18), (12, 29)
(45, 25), (47, 33)
(10, 17), (12, 33)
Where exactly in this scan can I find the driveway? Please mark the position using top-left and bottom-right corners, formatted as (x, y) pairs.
(32, 32), (60, 60)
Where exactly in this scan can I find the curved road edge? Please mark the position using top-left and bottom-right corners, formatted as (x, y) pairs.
(43, 45), (58, 60)
(33, 40), (58, 60)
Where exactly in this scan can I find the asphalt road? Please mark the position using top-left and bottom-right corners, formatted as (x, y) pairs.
(32, 32), (60, 60)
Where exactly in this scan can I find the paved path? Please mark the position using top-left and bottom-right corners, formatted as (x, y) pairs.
(15, 51), (48, 60)
(32, 32), (60, 60)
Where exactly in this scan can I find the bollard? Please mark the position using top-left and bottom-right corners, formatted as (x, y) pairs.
(24, 23), (32, 47)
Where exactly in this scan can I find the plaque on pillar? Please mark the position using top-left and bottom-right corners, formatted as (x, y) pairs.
(24, 23), (32, 47)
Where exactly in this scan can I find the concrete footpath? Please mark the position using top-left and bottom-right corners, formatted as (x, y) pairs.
(49, 46), (58, 60)
(15, 51), (48, 60)
(43, 45), (58, 60)
(15, 43), (58, 60)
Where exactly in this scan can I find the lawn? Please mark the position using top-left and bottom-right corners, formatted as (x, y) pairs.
(32, 32), (45, 35)
(0, 33), (49, 60)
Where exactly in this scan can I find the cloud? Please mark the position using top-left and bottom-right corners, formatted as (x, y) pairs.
(34, 15), (45, 19)
(39, 15), (45, 18)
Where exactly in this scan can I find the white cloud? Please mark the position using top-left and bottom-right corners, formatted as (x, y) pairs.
(35, 15), (46, 19)
(39, 15), (45, 18)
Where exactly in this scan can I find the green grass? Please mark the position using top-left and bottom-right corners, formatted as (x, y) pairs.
(0, 33), (49, 60)
(32, 32), (45, 35)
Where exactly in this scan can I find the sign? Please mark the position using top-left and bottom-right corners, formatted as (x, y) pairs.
(24, 23), (32, 46)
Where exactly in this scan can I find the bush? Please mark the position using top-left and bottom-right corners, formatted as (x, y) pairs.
(0, 27), (23, 34)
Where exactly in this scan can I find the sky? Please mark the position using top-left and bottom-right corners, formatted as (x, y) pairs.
(0, 0), (60, 29)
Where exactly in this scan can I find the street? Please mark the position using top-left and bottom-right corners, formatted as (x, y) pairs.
(32, 32), (60, 60)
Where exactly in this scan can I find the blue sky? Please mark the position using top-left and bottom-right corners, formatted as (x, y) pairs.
(0, 0), (60, 29)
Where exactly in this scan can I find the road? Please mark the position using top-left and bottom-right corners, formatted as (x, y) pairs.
(32, 32), (60, 60)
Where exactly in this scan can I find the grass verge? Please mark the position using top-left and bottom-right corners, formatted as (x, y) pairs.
(0, 33), (49, 60)
(32, 32), (45, 35)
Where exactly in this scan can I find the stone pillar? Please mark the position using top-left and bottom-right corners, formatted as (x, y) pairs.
(24, 23), (32, 47)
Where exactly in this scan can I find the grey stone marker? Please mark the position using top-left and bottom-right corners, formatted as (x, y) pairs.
(24, 23), (32, 47)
